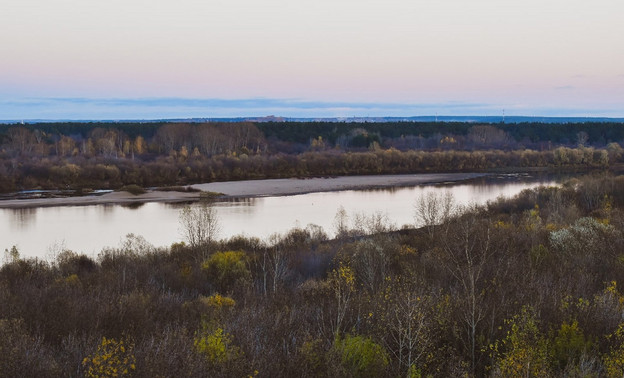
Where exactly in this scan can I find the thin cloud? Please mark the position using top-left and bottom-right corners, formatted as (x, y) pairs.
(6, 97), (495, 111)
(2, 97), (622, 120)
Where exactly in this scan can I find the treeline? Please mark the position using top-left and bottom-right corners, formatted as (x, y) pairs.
(3, 121), (624, 158)
(260, 121), (624, 150)
(0, 146), (619, 193)
(1, 121), (624, 193)
(3, 174), (624, 376)
(0, 122), (266, 159)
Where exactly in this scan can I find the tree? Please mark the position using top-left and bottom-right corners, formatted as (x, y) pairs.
(440, 212), (492, 373)
(414, 191), (456, 239)
(179, 200), (221, 254)
(377, 277), (434, 377)
(333, 206), (350, 238)
(7, 127), (35, 155)
(265, 234), (292, 295)
(490, 306), (550, 377)
(350, 238), (391, 294)
(3, 245), (20, 264)
(328, 262), (356, 337)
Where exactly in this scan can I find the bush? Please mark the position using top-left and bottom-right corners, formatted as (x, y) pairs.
(332, 334), (389, 377)
(119, 184), (146, 195)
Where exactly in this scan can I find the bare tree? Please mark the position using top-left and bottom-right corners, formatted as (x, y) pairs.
(441, 213), (491, 373)
(179, 200), (221, 258)
(351, 238), (391, 294)
(414, 191), (456, 239)
(379, 278), (434, 377)
(328, 262), (355, 338)
(7, 127), (36, 155)
(333, 206), (349, 238)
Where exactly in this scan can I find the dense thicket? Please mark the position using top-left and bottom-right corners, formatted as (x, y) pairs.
(3, 174), (624, 376)
(0, 121), (623, 193)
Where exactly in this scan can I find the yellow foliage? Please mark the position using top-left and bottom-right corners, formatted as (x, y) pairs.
(194, 324), (242, 365)
(334, 263), (355, 292)
(545, 223), (559, 232)
(202, 251), (250, 292)
(205, 294), (236, 308)
(202, 293), (236, 310)
(179, 264), (192, 278)
(399, 245), (417, 256)
(82, 337), (136, 377)
(604, 281), (624, 306)
(65, 273), (80, 286)
(490, 306), (550, 377)
(604, 323), (624, 377)
(493, 220), (511, 229)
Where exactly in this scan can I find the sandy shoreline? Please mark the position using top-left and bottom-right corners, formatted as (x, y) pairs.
(0, 173), (487, 209)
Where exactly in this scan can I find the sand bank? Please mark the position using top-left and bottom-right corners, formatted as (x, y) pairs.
(191, 173), (486, 197)
(0, 173), (487, 209)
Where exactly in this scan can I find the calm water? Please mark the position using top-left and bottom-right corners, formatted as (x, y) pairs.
(1, 174), (559, 259)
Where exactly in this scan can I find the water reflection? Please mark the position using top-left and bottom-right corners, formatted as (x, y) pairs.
(8, 207), (38, 231)
(1, 175), (562, 260)
(121, 202), (146, 209)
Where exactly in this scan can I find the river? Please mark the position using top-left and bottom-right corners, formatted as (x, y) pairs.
(1, 173), (561, 260)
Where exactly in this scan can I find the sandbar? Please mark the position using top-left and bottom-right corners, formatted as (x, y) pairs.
(191, 173), (487, 197)
(0, 173), (487, 209)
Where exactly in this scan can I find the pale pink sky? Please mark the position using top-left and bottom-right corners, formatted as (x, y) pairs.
(1, 0), (623, 118)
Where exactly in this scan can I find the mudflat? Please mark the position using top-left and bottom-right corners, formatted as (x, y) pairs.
(0, 173), (487, 209)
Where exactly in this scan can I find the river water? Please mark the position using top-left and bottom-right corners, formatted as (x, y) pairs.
(1, 174), (561, 260)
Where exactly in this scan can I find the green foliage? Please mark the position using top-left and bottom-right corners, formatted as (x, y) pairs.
(333, 334), (389, 377)
(82, 337), (136, 377)
(407, 364), (422, 378)
(551, 320), (593, 370)
(202, 251), (250, 292)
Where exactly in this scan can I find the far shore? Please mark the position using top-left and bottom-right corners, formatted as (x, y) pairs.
(0, 172), (488, 209)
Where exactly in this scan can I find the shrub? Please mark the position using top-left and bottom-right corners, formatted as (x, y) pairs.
(119, 184), (146, 195)
(332, 334), (389, 377)
(82, 337), (136, 377)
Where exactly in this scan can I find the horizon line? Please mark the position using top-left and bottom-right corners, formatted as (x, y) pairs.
(3, 115), (624, 124)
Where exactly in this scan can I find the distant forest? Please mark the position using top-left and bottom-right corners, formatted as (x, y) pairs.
(0, 121), (623, 192)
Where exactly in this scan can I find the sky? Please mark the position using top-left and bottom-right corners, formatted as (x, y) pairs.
(1, 0), (623, 119)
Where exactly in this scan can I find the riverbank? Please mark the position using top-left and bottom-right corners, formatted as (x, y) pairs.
(0, 173), (487, 209)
